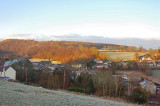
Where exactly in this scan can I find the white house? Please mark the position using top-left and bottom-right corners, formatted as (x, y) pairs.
(0, 66), (16, 80)
(139, 80), (156, 94)
(94, 59), (103, 63)
(140, 57), (152, 62)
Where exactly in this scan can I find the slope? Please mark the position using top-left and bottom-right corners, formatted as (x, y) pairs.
(0, 80), (139, 106)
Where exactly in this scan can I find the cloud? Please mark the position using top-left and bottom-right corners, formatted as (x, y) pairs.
(31, 22), (160, 38)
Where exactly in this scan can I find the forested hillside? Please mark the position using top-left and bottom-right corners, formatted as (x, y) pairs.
(0, 39), (120, 63)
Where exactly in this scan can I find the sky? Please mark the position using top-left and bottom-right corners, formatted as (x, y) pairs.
(0, 0), (160, 45)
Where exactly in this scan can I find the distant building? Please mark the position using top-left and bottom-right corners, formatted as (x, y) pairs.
(94, 59), (103, 64)
(29, 58), (61, 64)
(156, 87), (160, 95)
(74, 68), (91, 78)
(94, 63), (109, 70)
(72, 64), (82, 68)
(120, 74), (128, 80)
(139, 80), (156, 94)
(139, 56), (152, 61)
(0, 66), (16, 80)
(155, 61), (160, 66)
(41, 61), (51, 65)
(48, 65), (57, 70)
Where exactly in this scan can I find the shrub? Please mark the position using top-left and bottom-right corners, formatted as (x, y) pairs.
(130, 87), (148, 104)
(85, 79), (95, 94)
(112, 70), (116, 75)
(67, 87), (85, 93)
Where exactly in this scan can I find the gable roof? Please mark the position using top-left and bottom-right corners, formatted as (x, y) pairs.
(139, 80), (155, 87)
(139, 80), (149, 86)
(0, 66), (10, 72)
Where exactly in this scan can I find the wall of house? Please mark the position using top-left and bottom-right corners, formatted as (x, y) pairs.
(0, 72), (4, 77)
(145, 83), (156, 94)
(0, 69), (5, 77)
(5, 67), (16, 80)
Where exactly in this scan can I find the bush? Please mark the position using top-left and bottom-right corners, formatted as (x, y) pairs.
(85, 79), (95, 94)
(67, 87), (85, 93)
(130, 87), (148, 104)
(112, 70), (116, 75)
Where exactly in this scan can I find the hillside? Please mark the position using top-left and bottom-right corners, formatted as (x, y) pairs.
(0, 80), (139, 106)
(0, 39), (121, 51)
(0, 39), (124, 63)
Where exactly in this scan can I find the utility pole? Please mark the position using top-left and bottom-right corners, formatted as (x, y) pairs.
(128, 78), (130, 96)
(63, 69), (66, 90)
(26, 65), (27, 84)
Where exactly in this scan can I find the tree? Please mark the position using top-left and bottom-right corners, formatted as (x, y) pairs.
(108, 45), (111, 51)
(127, 46), (137, 52)
(96, 53), (109, 61)
(158, 47), (160, 53)
(103, 46), (107, 50)
(86, 79), (95, 94)
(130, 87), (148, 104)
(111, 61), (119, 70)
(12, 59), (42, 83)
(90, 47), (98, 58)
(138, 45), (145, 52)
(86, 60), (96, 69)
(119, 45), (125, 52)
(134, 52), (139, 61)
(92, 71), (116, 96)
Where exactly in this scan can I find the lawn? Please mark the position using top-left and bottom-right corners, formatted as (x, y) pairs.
(102, 52), (145, 61)
(0, 80), (139, 106)
(152, 70), (160, 77)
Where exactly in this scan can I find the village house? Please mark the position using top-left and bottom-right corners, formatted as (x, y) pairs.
(139, 80), (157, 94)
(31, 62), (43, 70)
(156, 87), (160, 95)
(140, 56), (152, 62)
(94, 63), (109, 70)
(72, 68), (92, 79)
(48, 64), (61, 71)
(155, 61), (160, 66)
(72, 64), (82, 68)
(0, 66), (16, 80)
(94, 59), (103, 64)
(148, 62), (155, 66)
(120, 74), (128, 80)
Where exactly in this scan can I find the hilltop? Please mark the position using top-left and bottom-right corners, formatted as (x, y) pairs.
(0, 39), (121, 50)
(0, 80), (139, 106)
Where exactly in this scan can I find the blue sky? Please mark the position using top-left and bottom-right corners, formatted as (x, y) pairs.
(0, 0), (160, 39)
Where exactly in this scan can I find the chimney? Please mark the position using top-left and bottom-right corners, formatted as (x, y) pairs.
(3, 67), (5, 77)
(3, 67), (5, 72)
(144, 78), (147, 81)
(149, 80), (152, 82)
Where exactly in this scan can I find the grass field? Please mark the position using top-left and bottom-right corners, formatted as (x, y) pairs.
(0, 80), (139, 106)
(102, 52), (145, 61)
(152, 70), (160, 77)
